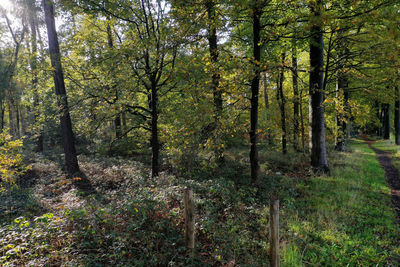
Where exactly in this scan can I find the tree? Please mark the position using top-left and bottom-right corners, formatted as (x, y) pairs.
(206, 0), (224, 164)
(395, 86), (400, 144)
(291, 40), (300, 152)
(43, 0), (80, 174)
(249, 1), (262, 183)
(0, 7), (26, 138)
(27, 0), (43, 152)
(309, 0), (328, 173)
(276, 52), (287, 154)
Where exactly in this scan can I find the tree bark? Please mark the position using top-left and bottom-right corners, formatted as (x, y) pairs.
(263, 72), (273, 145)
(29, 1), (44, 152)
(0, 102), (4, 131)
(375, 101), (380, 136)
(309, 0), (329, 173)
(105, 17), (122, 140)
(300, 85), (306, 153)
(384, 103), (390, 140)
(122, 111), (127, 138)
(335, 73), (347, 152)
(395, 87), (400, 145)
(2, 10), (24, 138)
(151, 80), (159, 177)
(249, 4), (262, 184)
(206, 0), (223, 164)
(43, 0), (80, 174)
(292, 43), (300, 152)
(16, 103), (20, 137)
(277, 53), (287, 154)
(379, 104), (384, 137)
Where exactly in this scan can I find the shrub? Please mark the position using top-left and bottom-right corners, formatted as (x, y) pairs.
(0, 131), (29, 190)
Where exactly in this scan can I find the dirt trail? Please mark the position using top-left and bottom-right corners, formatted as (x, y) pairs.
(361, 135), (400, 222)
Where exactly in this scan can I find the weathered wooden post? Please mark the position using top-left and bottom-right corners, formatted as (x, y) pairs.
(184, 188), (195, 250)
(270, 197), (279, 267)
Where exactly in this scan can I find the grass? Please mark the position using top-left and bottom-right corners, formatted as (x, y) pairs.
(282, 139), (400, 266)
(0, 138), (399, 266)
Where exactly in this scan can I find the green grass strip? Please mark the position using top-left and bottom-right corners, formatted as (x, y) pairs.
(283, 139), (400, 267)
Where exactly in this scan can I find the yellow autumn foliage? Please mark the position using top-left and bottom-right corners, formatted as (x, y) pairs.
(0, 131), (30, 190)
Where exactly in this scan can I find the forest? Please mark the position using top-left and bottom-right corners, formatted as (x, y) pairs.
(0, 0), (400, 266)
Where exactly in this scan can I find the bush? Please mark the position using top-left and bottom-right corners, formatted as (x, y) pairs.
(0, 131), (29, 190)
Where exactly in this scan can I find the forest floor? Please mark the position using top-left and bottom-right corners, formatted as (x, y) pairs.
(0, 139), (400, 266)
(361, 135), (400, 222)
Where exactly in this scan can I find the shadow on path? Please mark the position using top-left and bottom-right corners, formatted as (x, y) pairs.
(360, 135), (400, 222)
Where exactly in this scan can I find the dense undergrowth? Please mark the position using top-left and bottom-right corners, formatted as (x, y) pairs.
(0, 139), (399, 266)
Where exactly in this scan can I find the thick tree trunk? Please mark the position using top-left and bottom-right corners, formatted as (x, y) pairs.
(43, 0), (80, 174)
(309, 0), (329, 173)
(277, 53), (287, 154)
(384, 103), (390, 140)
(249, 5), (261, 184)
(395, 87), (400, 145)
(292, 43), (300, 152)
(206, 0), (223, 164)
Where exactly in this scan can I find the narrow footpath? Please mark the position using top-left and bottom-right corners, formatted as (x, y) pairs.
(361, 135), (400, 222)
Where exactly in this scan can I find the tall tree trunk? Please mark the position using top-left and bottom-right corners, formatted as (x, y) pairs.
(375, 101), (380, 136)
(20, 107), (25, 135)
(8, 100), (14, 135)
(206, 0), (223, 164)
(106, 17), (122, 139)
(43, 0), (80, 174)
(299, 86), (306, 153)
(395, 87), (400, 145)
(384, 103), (390, 140)
(335, 72), (348, 151)
(263, 72), (273, 145)
(2, 11), (25, 138)
(263, 72), (269, 116)
(379, 104), (384, 137)
(292, 43), (300, 152)
(0, 102), (4, 131)
(122, 111), (127, 138)
(277, 53), (287, 154)
(249, 5), (262, 184)
(343, 89), (349, 138)
(29, 3), (44, 152)
(309, 0), (329, 173)
(151, 80), (159, 177)
(16, 103), (20, 137)
(7, 67), (17, 138)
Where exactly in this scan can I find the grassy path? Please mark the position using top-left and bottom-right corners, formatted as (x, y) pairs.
(283, 139), (400, 266)
(361, 135), (400, 222)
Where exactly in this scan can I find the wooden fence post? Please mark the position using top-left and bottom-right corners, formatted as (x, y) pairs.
(184, 188), (195, 250)
(270, 197), (280, 267)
